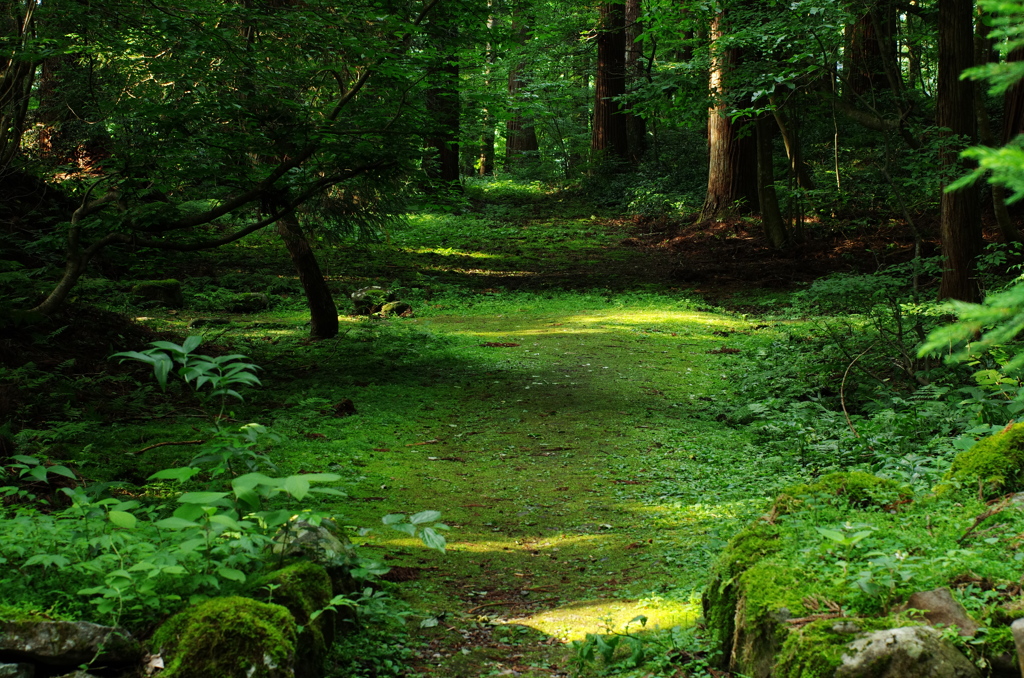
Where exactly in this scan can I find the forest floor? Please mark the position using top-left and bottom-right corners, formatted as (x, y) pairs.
(3, 182), (931, 677)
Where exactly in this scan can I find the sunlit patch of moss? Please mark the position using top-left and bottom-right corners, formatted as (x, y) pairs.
(938, 423), (1024, 498)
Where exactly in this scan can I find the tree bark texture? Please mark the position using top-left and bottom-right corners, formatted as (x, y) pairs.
(0, 0), (36, 174)
(937, 0), (981, 302)
(592, 0), (628, 163)
(700, 10), (757, 220)
(843, 1), (899, 97)
(276, 213), (339, 339)
(975, 9), (1019, 242)
(424, 12), (460, 188)
(624, 0), (646, 164)
(506, 15), (539, 169)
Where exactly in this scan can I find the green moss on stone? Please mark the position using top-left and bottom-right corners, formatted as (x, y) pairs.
(773, 471), (907, 515)
(131, 279), (184, 308)
(776, 617), (905, 678)
(939, 424), (1024, 499)
(703, 520), (782, 666)
(151, 596), (296, 678)
(252, 561), (334, 678)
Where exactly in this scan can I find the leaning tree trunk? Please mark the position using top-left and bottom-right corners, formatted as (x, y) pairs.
(277, 213), (338, 339)
(592, 0), (628, 165)
(937, 0), (981, 302)
(0, 0), (36, 175)
(756, 114), (788, 249)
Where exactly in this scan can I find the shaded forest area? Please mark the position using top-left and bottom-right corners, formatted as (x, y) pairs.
(9, 0), (1024, 676)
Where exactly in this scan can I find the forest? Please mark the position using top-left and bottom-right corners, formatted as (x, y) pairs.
(6, 0), (1024, 676)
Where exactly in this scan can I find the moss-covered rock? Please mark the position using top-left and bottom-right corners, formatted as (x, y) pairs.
(771, 471), (908, 516)
(151, 596), (296, 678)
(775, 617), (924, 678)
(938, 424), (1024, 499)
(130, 279), (184, 308)
(252, 562), (333, 678)
(702, 520), (782, 669)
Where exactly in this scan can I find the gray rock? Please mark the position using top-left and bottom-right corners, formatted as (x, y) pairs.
(0, 620), (140, 668)
(351, 286), (391, 315)
(0, 663), (33, 678)
(899, 587), (980, 636)
(1011, 618), (1024, 677)
(836, 626), (980, 678)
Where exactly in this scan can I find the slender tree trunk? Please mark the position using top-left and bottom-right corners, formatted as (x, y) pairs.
(624, 0), (646, 164)
(771, 100), (815, 190)
(277, 213), (338, 339)
(592, 0), (628, 164)
(756, 114), (787, 249)
(424, 11), (460, 189)
(701, 9), (757, 220)
(975, 8), (1019, 242)
(0, 0), (36, 175)
(506, 12), (539, 169)
(937, 0), (981, 302)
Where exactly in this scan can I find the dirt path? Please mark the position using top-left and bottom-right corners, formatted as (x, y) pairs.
(337, 301), (774, 677)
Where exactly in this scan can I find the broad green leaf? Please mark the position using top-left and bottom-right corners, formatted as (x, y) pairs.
(217, 567), (246, 583)
(409, 510), (441, 525)
(156, 517), (199, 529)
(382, 514), (406, 525)
(297, 473), (342, 483)
(150, 467), (203, 482)
(173, 504), (207, 522)
(182, 335), (203, 353)
(232, 473), (277, 491)
(815, 528), (846, 543)
(108, 511), (138, 529)
(11, 455), (37, 465)
(390, 523), (417, 537)
(178, 491), (230, 504)
(27, 466), (48, 482)
(209, 514), (243, 531)
(48, 465), (77, 479)
(284, 476), (310, 500)
(419, 527), (446, 552)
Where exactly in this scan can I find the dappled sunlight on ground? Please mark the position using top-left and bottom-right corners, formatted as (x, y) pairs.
(512, 597), (700, 642)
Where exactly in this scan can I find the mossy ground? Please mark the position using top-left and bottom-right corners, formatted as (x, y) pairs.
(15, 180), (992, 677)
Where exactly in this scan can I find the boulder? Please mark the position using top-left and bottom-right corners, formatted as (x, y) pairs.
(130, 280), (184, 308)
(186, 317), (230, 329)
(0, 664), (32, 678)
(836, 626), (980, 678)
(350, 286), (391, 315)
(252, 562), (335, 678)
(937, 423), (1024, 499)
(1012, 618), (1024, 677)
(272, 519), (360, 603)
(898, 588), (979, 637)
(0, 620), (140, 668)
(151, 596), (297, 678)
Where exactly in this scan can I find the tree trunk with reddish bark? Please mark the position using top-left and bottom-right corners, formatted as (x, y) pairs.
(592, 0), (628, 164)
(937, 0), (981, 302)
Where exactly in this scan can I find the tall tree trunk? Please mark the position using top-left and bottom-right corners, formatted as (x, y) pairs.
(757, 114), (787, 249)
(277, 213), (338, 339)
(592, 0), (628, 164)
(937, 0), (981, 302)
(844, 1), (899, 98)
(975, 7), (1019, 242)
(701, 9), (757, 220)
(506, 12), (539, 169)
(424, 13), (460, 190)
(624, 0), (646, 164)
(0, 0), (35, 176)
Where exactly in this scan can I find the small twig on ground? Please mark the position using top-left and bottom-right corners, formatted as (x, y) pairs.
(134, 440), (205, 455)
(840, 345), (875, 444)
